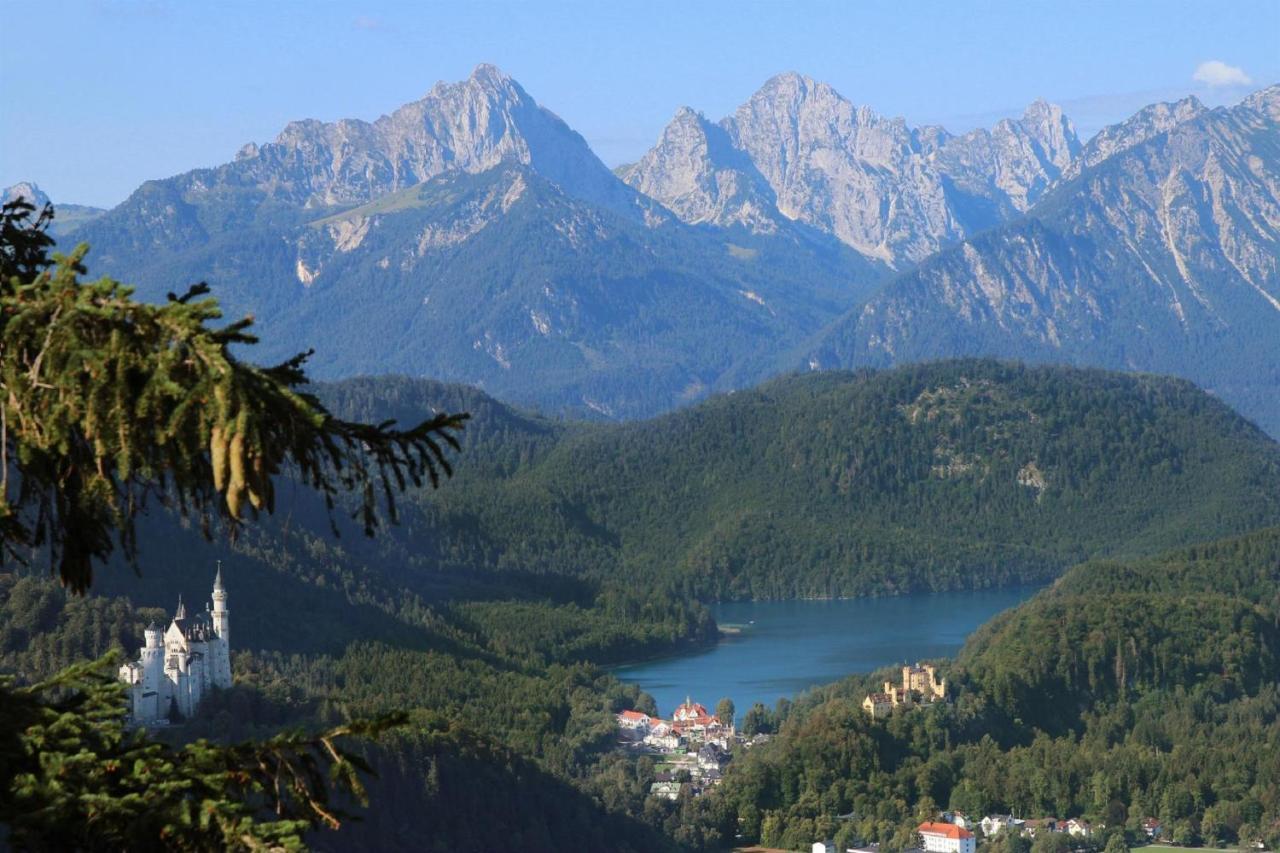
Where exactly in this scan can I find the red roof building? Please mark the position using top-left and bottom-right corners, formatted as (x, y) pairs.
(616, 710), (651, 729)
(673, 697), (711, 722)
(919, 822), (976, 853)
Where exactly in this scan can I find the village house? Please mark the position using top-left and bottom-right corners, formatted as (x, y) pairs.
(643, 719), (682, 751)
(672, 697), (725, 738)
(1141, 818), (1163, 839)
(918, 821), (976, 853)
(1065, 818), (1092, 838)
(649, 781), (682, 801)
(615, 710), (651, 731)
(980, 815), (1025, 837)
(697, 742), (729, 771)
(1021, 818), (1060, 838)
(944, 812), (974, 831)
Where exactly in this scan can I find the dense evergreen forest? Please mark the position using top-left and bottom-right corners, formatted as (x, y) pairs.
(321, 360), (1280, 599)
(4, 361), (1280, 850)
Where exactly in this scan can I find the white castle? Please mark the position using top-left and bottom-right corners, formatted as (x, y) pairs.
(118, 565), (232, 724)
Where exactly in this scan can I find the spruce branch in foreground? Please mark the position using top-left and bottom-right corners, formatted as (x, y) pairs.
(0, 198), (468, 592)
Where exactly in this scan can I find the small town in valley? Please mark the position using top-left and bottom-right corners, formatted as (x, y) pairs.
(615, 696), (767, 800)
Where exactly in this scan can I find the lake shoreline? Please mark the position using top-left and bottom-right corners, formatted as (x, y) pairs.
(612, 587), (1043, 715)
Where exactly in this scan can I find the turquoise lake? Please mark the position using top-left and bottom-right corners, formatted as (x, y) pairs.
(612, 587), (1039, 718)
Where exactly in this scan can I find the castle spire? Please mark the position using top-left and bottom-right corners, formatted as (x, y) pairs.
(213, 560), (224, 591)
(174, 594), (186, 620)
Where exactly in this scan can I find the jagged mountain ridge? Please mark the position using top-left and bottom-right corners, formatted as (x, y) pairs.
(78, 64), (660, 269)
(1060, 94), (1207, 181)
(622, 72), (1081, 265)
(809, 85), (1280, 435)
(232, 63), (647, 215)
(69, 65), (885, 418)
(82, 161), (880, 418)
(51, 67), (1280, 428)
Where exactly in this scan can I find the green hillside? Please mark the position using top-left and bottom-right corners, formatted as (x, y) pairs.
(329, 360), (1280, 600)
(956, 526), (1280, 732)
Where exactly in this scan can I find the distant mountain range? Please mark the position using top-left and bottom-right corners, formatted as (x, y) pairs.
(809, 87), (1280, 435)
(10, 66), (1279, 431)
(621, 72), (1079, 265)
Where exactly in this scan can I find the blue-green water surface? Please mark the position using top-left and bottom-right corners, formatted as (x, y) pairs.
(612, 587), (1038, 717)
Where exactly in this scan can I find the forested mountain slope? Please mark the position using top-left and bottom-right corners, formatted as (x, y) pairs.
(10, 359), (1276, 665)
(346, 360), (1280, 599)
(143, 164), (874, 418)
(956, 525), (1280, 732)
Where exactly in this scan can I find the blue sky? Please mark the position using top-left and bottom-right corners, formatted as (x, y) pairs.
(3, 0), (1277, 208)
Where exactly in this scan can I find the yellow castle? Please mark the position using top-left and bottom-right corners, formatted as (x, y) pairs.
(862, 663), (947, 718)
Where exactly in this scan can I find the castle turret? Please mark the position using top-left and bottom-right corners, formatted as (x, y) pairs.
(211, 562), (229, 642)
(210, 563), (232, 688)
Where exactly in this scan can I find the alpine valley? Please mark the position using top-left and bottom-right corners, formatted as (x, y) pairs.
(8, 55), (1280, 853)
(6, 363), (1280, 851)
(17, 65), (1280, 431)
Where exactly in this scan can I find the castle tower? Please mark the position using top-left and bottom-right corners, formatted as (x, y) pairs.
(142, 622), (163, 696)
(210, 563), (232, 688)
(211, 562), (229, 642)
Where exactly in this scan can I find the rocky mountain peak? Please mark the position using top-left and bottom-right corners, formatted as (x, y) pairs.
(419, 62), (532, 115)
(620, 105), (778, 231)
(2, 181), (51, 208)
(1014, 99), (1081, 170)
(1062, 95), (1207, 180)
(1242, 84), (1280, 120)
(625, 75), (1084, 264)
(185, 65), (647, 218)
(754, 71), (820, 101)
(468, 61), (514, 87)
